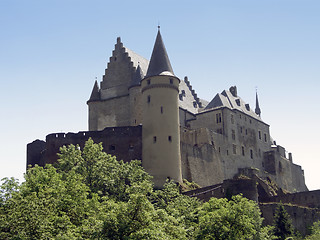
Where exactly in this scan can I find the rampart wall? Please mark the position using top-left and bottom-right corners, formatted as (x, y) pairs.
(27, 126), (142, 167)
(262, 190), (320, 209)
(260, 203), (320, 236)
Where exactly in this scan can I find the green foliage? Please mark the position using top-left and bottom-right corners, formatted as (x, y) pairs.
(195, 194), (264, 240)
(180, 179), (201, 192)
(0, 138), (279, 239)
(0, 177), (19, 205)
(273, 204), (294, 240)
(151, 180), (201, 239)
(305, 221), (320, 240)
(56, 139), (153, 201)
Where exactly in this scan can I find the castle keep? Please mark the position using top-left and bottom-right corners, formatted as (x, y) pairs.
(28, 29), (307, 192)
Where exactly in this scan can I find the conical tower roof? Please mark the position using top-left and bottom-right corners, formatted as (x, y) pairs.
(88, 80), (100, 102)
(129, 64), (144, 88)
(146, 29), (175, 77)
(255, 91), (261, 117)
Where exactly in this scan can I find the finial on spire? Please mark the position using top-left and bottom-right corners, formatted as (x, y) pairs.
(158, 22), (160, 31)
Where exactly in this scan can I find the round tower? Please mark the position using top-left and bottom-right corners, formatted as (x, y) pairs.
(142, 29), (182, 187)
(129, 65), (144, 126)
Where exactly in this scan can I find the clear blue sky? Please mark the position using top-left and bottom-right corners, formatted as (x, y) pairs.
(1, 0), (319, 190)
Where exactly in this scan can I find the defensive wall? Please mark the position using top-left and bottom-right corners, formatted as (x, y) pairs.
(183, 178), (320, 236)
(27, 126), (142, 167)
(260, 203), (320, 236)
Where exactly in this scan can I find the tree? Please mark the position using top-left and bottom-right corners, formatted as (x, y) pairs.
(0, 139), (189, 239)
(195, 194), (264, 240)
(273, 204), (294, 240)
(305, 221), (320, 240)
(0, 138), (279, 239)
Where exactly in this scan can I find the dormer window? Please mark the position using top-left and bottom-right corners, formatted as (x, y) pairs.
(193, 101), (197, 108)
(235, 99), (241, 106)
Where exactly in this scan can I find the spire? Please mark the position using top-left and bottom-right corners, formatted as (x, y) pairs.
(146, 28), (174, 77)
(255, 90), (261, 117)
(129, 64), (144, 88)
(88, 80), (100, 102)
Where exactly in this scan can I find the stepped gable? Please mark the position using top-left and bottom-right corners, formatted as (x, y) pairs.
(88, 80), (100, 102)
(100, 37), (149, 91)
(124, 46), (149, 76)
(178, 76), (206, 114)
(146, 29), (175, 77)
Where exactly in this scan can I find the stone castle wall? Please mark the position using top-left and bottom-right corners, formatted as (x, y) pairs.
(27, 126), (142, 166)
(180, 128), (224, 187)
(260, 203), (320, 236)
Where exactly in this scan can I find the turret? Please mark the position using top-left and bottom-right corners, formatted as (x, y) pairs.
(141, 28), (182, 187)
(87, 80), (101, 131)
(129, 65), (144, 126)
(255, 91), (261, 117)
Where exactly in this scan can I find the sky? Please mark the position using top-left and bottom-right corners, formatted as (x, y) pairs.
(0, 0), (319, 190)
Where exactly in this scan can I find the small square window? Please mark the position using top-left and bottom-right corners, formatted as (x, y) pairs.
(109, 145), (116, 151)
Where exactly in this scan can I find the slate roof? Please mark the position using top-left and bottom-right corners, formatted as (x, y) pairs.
(146, 30), (175, 77)
(205, 87), (262, 121)
(88, 80), (100, 102)
(129, 65), (144, 88)
(124, 47), (149, 76)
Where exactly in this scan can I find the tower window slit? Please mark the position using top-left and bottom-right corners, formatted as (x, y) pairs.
(161, 106), (163, 114)
(168, 136), (172, 142)
(147, 95), (151, 103)
(153, 136), (157, 143)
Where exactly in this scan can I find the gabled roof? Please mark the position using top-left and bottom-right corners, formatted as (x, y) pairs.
(204, 93), (232, 110)
(146, 29), (175, 77)
(205, 86), (262, 121)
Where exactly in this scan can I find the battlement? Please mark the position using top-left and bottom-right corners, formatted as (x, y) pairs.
(27, 126), (142, 167)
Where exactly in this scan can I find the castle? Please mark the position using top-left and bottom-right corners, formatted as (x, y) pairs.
(27, 29), (307, 192)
